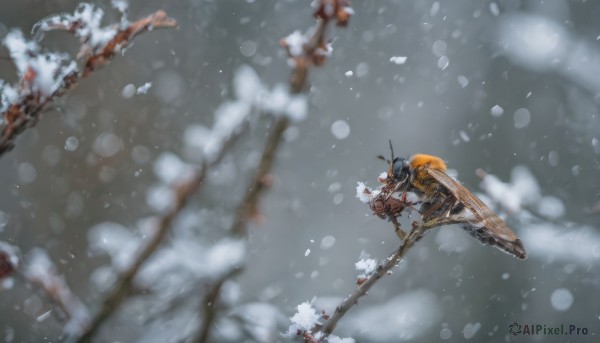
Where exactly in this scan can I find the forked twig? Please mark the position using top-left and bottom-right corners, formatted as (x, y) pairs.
(74, 128), (247, 343)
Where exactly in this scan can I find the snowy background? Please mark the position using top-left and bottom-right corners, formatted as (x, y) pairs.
(1, 0), (600, 342)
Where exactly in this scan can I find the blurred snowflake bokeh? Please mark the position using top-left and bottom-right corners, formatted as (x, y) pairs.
(1, 0), (599, 342)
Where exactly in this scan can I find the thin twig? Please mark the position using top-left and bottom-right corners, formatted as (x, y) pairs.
(194, 2), (354, 341)
(229, 9), (334, 236)
(74, 130), (246, 343)
(195, 116), (289, 343)
(194, 268), (239, 343)
(315, 217), (465, 339)
(230, 116), (290, 236)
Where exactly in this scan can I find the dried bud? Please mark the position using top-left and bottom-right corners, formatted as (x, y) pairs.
(356, 277), (367, 285)
(0, 253), (15, 279)
(311, 41), (332, 66)
(260, 174), (275, 188)
(0, 242), (20, 280)
(314, 0), (353, 26)
(370, 193), (406, 219)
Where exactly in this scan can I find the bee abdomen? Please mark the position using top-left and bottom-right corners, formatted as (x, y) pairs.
(450, 202), (465, 215)
(460, 224), (527, 260)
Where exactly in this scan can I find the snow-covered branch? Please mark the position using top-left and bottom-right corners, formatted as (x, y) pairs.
(230, 0), (354, 236)
(195, 1), (354, 342)
(74, 105), (250, 342)
(0, 2), (176, 157)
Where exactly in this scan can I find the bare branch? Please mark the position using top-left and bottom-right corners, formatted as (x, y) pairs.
(194, 268), (239, 343)
(230, 116), (290, 236)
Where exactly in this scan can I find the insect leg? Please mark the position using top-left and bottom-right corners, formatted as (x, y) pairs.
(421, 195), (456, 221)
(421, 200), (442, 221)
(389, 215), (407, 240)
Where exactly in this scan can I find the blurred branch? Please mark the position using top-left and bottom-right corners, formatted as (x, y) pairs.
(312, 217), (464, 340)
(230, 116), (290, 236)
(475, 168), (563, 226)
(194, 1), (354, 342)
(74, 128), (246, 343)
(194, 116), (288, 343)
(1, 243), (89, 331)
(0, 5), (177, 157)
(195, 268), (238, 343)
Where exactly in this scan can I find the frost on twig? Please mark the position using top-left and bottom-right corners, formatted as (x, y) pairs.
(0, 2), (176, 157)
(285, 302), (322, 341)
(286, 302), (354, 343)
(354, 251), (377, 283)
(0, 242), (89, 333)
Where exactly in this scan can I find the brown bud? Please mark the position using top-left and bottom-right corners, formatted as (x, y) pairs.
(314, 0), (353, 26)
(0, 251), (15, 280)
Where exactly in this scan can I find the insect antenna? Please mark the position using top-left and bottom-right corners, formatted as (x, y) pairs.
(377, 154), (393, 177)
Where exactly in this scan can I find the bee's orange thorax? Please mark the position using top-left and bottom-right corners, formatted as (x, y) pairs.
(409, 154), (447, 171)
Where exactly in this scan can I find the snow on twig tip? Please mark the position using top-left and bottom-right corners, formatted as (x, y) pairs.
(285, 302), (321, 337)
(282, 31), (308, 57)
(355, 182), (378, 204)
(33, 3), (118, 54)
(3, 30), (78, 99)
(355, 251), (377, 279)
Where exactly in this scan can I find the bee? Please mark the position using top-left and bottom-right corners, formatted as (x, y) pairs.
(378, 142), (527, 260)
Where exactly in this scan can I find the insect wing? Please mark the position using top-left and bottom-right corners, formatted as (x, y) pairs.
(424, 166), (527, 259)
